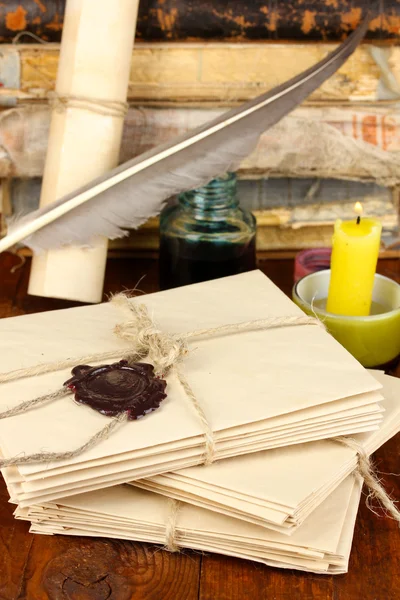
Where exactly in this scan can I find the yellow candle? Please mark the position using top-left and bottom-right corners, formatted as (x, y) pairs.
(327, 207), (382, 316)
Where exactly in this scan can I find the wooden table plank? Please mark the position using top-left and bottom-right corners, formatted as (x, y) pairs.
(0, 251), (27, 318)
(0, 479), (33, 600)
(19, 536), (200, 600)
(14, 256), (160, 315)
(199, 555), (334, 600)
(0, 252), (398, 600)
(333, 433), (400, 599)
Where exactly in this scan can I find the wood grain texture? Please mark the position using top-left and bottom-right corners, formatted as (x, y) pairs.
(0, 478), (33, 600)
(1, 1), (400, 43)
(199, 554), (334, 600)
(19, 537), (200, 600)
(0, 252), (398, 600)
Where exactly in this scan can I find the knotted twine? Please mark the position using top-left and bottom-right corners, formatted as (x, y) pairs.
(164, 499), (181, 553)
(11, 32), (129, 118)
(47, 92), (129, 119)
(334, 436), (400, 524)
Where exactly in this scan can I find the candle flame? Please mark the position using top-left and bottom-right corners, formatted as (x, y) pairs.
(354, 201), (363, 216)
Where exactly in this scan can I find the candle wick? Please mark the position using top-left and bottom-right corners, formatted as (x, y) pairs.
(356, 216), (361, 225)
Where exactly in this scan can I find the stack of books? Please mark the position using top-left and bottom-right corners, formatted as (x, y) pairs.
(1, 40), (399, 254)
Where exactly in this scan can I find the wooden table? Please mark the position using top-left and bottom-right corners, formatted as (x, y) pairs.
(0, 253), (399, 600)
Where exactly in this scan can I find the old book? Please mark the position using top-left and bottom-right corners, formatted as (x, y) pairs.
(1, 43), (397, 106)
(1, 42), (398, 253)
(1, 104), (400, 184)
(5, 177), (399, 253)
(85, 180), (400, 252)
(1, 1), (399, 43)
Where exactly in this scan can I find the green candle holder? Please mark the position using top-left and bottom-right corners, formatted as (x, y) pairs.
(293, 270), (400, 368)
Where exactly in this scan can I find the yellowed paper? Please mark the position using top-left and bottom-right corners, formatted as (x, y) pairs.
(16, 475), (362, 575)
(28, 0), (140, 303)
(132, 372), (400, 533)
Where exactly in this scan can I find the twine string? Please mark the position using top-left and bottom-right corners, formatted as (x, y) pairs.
(0, 301), (323, 385)
(164, 499), (181, 552)
(9, 34), (128, 119)
(0, 349), (148, 384)
(12, 31), (48, 44)
(0, 413), (127, 469)
(47, 92), (129, 118)
(183, 314), (325, 340)
(176, 369), (215, 466)
(335, 436), (400, 524)
(0, 387), (69, 420)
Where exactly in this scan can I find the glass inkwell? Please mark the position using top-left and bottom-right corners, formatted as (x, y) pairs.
(159, 173), (256, 289)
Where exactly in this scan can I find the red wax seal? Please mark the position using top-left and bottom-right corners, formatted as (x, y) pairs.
(64, 360), (167, 420)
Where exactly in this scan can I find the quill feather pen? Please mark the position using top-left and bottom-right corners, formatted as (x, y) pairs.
(0, 17), (370, 253)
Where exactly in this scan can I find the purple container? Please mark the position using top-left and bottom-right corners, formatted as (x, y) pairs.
(294, 248), (332, 283)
